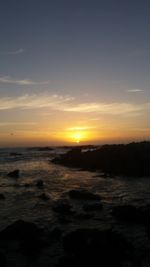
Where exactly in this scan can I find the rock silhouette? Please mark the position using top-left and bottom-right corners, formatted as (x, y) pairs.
(52, 141), (150, 177)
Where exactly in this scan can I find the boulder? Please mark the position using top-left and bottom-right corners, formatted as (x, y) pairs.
(57, 228), (133, 267)
(38, 193), (50, 201)
(0, 220), (41, 241)
(0, 220), (43, 260)
(36, 180), (44, 187)
(7, 169), (20, 178)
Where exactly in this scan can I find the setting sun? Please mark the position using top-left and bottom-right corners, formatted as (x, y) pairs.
(72, 132), (83, 143)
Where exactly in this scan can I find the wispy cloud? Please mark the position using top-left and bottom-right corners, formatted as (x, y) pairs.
(127, 89), (144, 93)
(0, 93), (149, 117)
(0, 48), (24, 55)
(0, 76), (49, 85)
(62, 102), (150, 115)
(0, 93), (74, 110)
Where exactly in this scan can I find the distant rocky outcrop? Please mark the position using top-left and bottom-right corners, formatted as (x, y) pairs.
(52, 141), (150, 177)
(29, 146), (54, 151)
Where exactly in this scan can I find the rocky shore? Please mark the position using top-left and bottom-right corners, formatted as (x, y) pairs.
(52, 141), (150, 177)
(1, 189), (150, 266)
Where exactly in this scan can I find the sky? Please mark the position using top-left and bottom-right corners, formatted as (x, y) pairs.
(0, 0), (150, 147)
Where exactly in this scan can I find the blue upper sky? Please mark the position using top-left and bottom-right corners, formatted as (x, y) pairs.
(0, 0), (150, 146)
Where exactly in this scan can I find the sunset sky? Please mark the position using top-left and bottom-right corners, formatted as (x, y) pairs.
(0, 0), (150, 146)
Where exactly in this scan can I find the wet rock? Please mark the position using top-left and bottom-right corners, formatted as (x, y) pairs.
(68, 189), (101, 201)
(38, 193), (50, 201)
(7, 169), (20, 178)
(0, 194), (5, 200)
(36, 179), (44, 187)
(57, 228), (133, 267)
(83, 202), (103, 212)
(0, 251), (7, 267)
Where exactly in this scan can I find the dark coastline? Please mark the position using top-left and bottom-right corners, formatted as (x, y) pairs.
(52, 141), (150, 177)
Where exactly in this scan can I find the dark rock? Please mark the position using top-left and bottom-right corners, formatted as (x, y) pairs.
(112, 205), (138, 223)
(0, 251), (7, 267)
(52, 141), (150, 177)
(83, 202), (103, 212)
(57, 228), (133, 267)
(75, 213), (93, 220)
(38, 193), (50, 201)
(36, 180), (44, 187)
(0, 220), (43, 260)
(7, 169), (20, 178)
(138, 204), (150, 225)
(48, 227), (62, 241)
(68, 189), (101, 201)
(23, 183), (31, 187)
(0, 220), (41, 241)
(29, 146), (53, 151)
(52, 201), (73, 214)
(112, 204), (150, 225)
(0, 194), (5, 200)
(10, 152), (22, 156)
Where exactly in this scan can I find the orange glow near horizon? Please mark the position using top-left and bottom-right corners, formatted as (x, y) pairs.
(54, 127), (95, 144)
(0, 123), (150, 147)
